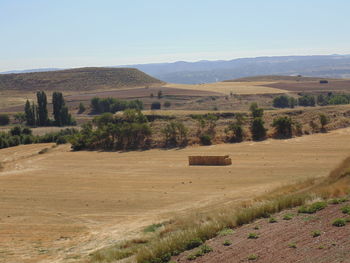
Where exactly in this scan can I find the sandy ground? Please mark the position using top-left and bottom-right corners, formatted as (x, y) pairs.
(165, 82), (287, 95)
(0, 128), (350, 262)
(174, 201), (350, 263)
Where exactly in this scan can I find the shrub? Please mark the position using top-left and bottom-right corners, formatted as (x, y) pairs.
(248, 254), (258, 260)
(55, 136), (67, 145)
(272, 116), (292, 138)
(332, 218), (346, 227)
(283, 213), (294, 220)
(199, 134), (212, 145)
(273, 95), (291, 108)
(319, 114), (329, 131)
(200, 244), (213, 254)
(185, 238), (203, 250)
(78, 102), (86, 114)
(269, 217), (277, 223)
(288, 243), (297, 248)
(163, 101), (171, 108)
(298, 95), (316, 107)
(144, 223), (163, 233)
(162, 121), (188, 146)
(10, 126), (22, 136)
(217, 228), (234, 236)
(249, 103), (263, 118)
(225, 123), (244, 142)
(0, 114), (10, 126)
(222, 240), (232, 246)
(341, 205), (350, 215)
(22, 127), (32, 135)
(298, 201), (327, 214)
(312, 230), (321, 237)
(251, 118), (266, 141)
(248, 233), (259, 239)
(151, 101), (161, 110)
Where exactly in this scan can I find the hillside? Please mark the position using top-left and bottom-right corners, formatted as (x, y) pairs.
(0, 67), (163, 91)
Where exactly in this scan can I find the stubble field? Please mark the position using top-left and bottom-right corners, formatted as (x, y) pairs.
(1, 128), (350, 262)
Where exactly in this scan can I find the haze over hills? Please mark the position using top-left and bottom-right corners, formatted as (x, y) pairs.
(0, 67), (162, 91)
(3, 54), (350, 85)
(124, 54), (350, 84)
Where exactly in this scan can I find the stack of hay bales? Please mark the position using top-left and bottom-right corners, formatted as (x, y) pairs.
(188, 155), (232, 166)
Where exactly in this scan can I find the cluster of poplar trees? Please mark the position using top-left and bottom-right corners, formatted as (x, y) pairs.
(24, 91), (75, 127)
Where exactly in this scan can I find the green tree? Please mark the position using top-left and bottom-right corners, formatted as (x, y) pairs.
(273, 95), (290, 108)
(249, 102), (264, 118)
(14, 112), (26, 124)
(52, 92), (74, 126)
(24, 100), (36, 126)
(0, 114), (10, 126)
(225, 122), (244, 142)
(251, 118), (266, 141)
(162, 121), (188, 146)
(36, 91), (49, 126)
(319, 113), (329, 132)
(272, 116), (293, 138)
(78, 102), (86, 114)
(151, 101), (161, 110)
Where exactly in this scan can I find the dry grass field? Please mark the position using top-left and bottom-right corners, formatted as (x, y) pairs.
(1, 128), (350, 262)
(165, 82), (287, 95)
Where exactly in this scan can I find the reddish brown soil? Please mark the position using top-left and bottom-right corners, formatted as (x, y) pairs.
(173, 201), (350, 263)
(266, 80), (350, 93)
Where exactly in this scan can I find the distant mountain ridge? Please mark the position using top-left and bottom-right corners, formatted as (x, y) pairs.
(123, 55), (350, 84)
(3, 54), (350, 84)
(0, 67), (162, 91)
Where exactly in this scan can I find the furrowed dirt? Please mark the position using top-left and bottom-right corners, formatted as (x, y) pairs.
(173, 201), (350, 263)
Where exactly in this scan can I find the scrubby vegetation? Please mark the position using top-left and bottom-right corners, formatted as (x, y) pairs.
(162, 121), (188, 147)
(90, 97), (143, 114)
(272, 116), (293, 138)
(0, 127), (77, 149)
(70, 110), (151, 151)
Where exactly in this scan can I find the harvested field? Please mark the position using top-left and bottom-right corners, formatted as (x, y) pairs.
(65, 86), (223, 102)
(165, 82), (287, 95)
(266, 79), (350, 93)
(0, 128), (350, 262)
(173, 200), (350, 263)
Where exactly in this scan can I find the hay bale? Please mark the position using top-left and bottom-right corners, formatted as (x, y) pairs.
(188, 155), (232, 166)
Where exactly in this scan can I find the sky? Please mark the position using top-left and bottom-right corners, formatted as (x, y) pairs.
(1, 0), (350, 71)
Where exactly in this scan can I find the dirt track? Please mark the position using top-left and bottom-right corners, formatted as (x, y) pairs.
(1, 128), (350, 262)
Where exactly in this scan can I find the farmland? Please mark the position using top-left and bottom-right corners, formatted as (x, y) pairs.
(0, 128), (350, 262)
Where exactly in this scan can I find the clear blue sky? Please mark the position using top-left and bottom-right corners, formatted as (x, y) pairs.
(1, 0), (350, 71)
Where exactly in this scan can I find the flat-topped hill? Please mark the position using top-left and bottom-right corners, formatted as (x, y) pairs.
(0, 67), (163, 91)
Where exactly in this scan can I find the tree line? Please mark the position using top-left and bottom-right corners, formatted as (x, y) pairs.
(273, 93), (350, 109)
(90, 97), (143, 114)
(0, 127), (77, 149)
